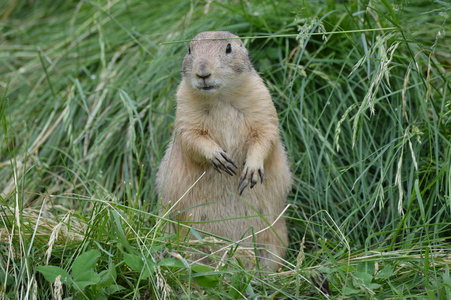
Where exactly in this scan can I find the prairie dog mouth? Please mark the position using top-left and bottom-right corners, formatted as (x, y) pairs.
(197, 84), (219, 92)
(193, 77), (220, 92)
(200, 86), (217, 91)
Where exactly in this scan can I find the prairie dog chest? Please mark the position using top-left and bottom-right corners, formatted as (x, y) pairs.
(203, 101), (248, 154)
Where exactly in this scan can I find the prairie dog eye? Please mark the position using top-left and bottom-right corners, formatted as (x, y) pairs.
(225, 43), (232, 54)
(188, 46), (191, 54)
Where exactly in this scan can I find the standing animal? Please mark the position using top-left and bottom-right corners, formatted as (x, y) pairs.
(156, 31), (291, 270)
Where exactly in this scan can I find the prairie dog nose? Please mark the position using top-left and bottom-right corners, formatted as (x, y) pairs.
(195, 60), (211, 79)
(196, 72), (211, 79)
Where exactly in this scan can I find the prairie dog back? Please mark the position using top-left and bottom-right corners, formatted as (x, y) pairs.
(157, 31), (291, 270)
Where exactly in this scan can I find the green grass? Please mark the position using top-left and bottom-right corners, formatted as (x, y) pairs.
(1, 0), (450, 299)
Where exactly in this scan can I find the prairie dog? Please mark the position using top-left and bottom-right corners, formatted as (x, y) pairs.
(157, 31), (291, 270)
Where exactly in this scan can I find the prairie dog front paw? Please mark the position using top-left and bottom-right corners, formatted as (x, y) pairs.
(238, 162), (264, 195)
(208, 148), (237, 176)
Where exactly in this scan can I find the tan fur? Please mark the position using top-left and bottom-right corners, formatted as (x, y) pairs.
(157, 31), (291, 270)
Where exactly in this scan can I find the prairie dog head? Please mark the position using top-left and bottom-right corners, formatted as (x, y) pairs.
(181, 31), (252, 94)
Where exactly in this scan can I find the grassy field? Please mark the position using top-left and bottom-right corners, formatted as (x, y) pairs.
(1, 0), (450, 299)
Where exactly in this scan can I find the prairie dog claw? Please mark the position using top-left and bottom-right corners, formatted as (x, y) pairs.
(209, 149), (237, 176)
(238, 164), (264, 195)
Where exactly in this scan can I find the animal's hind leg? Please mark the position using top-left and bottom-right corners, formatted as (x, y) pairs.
(255, 218), (288, 271)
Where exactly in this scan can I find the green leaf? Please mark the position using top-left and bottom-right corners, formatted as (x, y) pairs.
(72, 250), (101, 281)
(190, 227), (204, 242)
(379, 0), (400, 26)
(111, 210), (134, 253)
(191, 265), (219, 288)
(442, 265), (451, 286)
(36, 266), (71, 284)
(72, 270), (101, 290)
(357, 262), (375, 275)
(368, 283), (382, 290)
(344, 287), (361, 296)
(106, 284), (126, 295)
(0, 270), (14, 286)
(98, 262), (117, 287)
(376, 266), (394, 279)
(141, 260), (155, 279)
(91, 291), (108, 300)
(354, 271), (373, 286)
(229, 272), (249, 298)
(123, 253), (155, 279)
(158, 258), (186, 269)
(124, 253), (144, 272)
